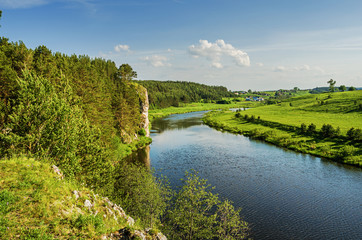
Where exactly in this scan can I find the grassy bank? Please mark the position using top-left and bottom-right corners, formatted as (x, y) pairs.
(202, 91), (362, 167)
(149, 101), (256, 121)
(0, 157), (163, 239)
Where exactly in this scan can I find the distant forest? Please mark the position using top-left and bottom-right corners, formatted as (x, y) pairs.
(135, 80), (234, 109)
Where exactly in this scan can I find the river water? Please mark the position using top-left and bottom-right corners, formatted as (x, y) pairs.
(140, 111), (362, 239)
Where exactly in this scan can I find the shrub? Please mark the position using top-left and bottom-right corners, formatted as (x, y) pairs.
(138, 128), (147, 136)
(347, 127), (362, 141)
(336, 145), (357, 160)
(321, 124), (338, 138)
(307, 123), (316, 134)
(300, 123), (307, 133)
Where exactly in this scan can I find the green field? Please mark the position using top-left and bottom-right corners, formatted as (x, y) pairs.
(149, 101), (257, 121)
(202, 91), (362, 167)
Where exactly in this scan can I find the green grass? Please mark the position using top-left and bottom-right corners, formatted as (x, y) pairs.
(0, 157), (157, 239)
(202, 91), (362, 167)
(149, 101), (257, 121)
(241, 91), (362, 134)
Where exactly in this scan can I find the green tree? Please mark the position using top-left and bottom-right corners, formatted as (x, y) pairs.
(348, 86), (356, 91)
(164, 171), (249, 240)
(327, 79), (336, 92)
(215, 200), (249, 240)
(113, 162), (171, 228)
(165, 170), (219, 240)
(339, 85), (346, 92)
(117, 63), (137, 81)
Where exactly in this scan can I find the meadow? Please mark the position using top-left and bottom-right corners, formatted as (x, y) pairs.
(149, 101), (257, 121)
(202, 91), (362, 167)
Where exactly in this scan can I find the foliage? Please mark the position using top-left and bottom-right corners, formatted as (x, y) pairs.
(328, 79), (336, 92)
(163, 170), (249, 240)
(339, 85), (347, 92)
(320, 124), (339, 138)
(112, 161), (172, 228)
(136, 80), (234, 109)
(0, 38), (147, 148)
(347, 127), (362, 141)
(215, 200), (249, 240)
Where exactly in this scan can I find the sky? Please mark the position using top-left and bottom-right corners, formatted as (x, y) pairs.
(1, 0), (362, 91)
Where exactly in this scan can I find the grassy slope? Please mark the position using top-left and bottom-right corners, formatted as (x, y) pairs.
(202, 91), (362, 167)
(0, 157), (161, 239)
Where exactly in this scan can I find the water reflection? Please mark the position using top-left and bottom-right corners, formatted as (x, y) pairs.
(125, 145), (150, 168)
(151, 111), (206, 133)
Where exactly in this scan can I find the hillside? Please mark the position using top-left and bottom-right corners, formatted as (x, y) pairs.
(0, 157), (166, 239)
(135, 80), (234, 109)
(203, 91), (362, 166)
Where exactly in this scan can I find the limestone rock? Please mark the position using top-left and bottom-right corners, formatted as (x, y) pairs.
(84, 199), (92, 209)
(52, 165), (64, 179)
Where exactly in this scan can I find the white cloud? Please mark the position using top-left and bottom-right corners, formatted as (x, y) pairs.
(114, 44), (130, 52)
(0, 0), (47, 8)
(188, 39), (250, 68)
(141, 55), (171, 67)
(274, 64), (324, 73)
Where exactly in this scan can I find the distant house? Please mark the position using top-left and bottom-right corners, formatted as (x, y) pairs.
(250, 96), (265, 101)
(245, 97), (251, 101)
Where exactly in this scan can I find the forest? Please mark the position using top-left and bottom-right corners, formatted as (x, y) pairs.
(135, 80), (234, 109)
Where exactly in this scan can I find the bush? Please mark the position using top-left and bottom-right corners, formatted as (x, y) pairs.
(321, 124), (338, 138)
(138, 128), (147, 136)
(336, 145), (357, 160)
(300, 123), (307, 133)
(307, 123), (316, 134)
(347, 127), (362, 141)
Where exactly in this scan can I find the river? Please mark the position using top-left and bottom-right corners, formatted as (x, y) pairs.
(137, 111), (362, 239)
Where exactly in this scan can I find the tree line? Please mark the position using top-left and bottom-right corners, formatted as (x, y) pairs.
(135, 80), (234, 109)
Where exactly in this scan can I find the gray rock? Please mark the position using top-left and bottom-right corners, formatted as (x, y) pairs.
(133, 230), (146, 240)
(52, 165), (64, 179)
(73, 190), (79, 199)
(156, 233), (167, 240)
(84, 199), (92, 209)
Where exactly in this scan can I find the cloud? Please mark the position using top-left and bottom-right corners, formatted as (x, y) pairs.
(188, 39), (250, 68)
(114, 44), (130, 52)
(0, 0), (48, 8)
(141, 55), (171, 67)
(273, 64), (325, 73)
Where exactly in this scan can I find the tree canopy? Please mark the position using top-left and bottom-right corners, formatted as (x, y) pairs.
(136, 80), (234, 109)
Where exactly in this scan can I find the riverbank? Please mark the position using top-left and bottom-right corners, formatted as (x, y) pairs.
(203, 110), (361, 167)
(149, 101), (256, 121)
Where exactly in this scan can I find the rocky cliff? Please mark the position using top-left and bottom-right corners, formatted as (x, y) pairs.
(139, 85), (150, 137)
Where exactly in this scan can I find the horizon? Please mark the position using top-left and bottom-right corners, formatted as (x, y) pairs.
(1, 0), (362, 91)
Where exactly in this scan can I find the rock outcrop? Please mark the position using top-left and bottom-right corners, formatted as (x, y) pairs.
(51, 165), (166, 240)
(139, 85), (150, 137)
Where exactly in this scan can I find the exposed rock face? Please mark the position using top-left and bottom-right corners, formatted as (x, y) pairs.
(139, 86), (150, 137)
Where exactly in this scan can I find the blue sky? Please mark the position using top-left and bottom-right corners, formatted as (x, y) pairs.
(1, 0), (362, 90)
